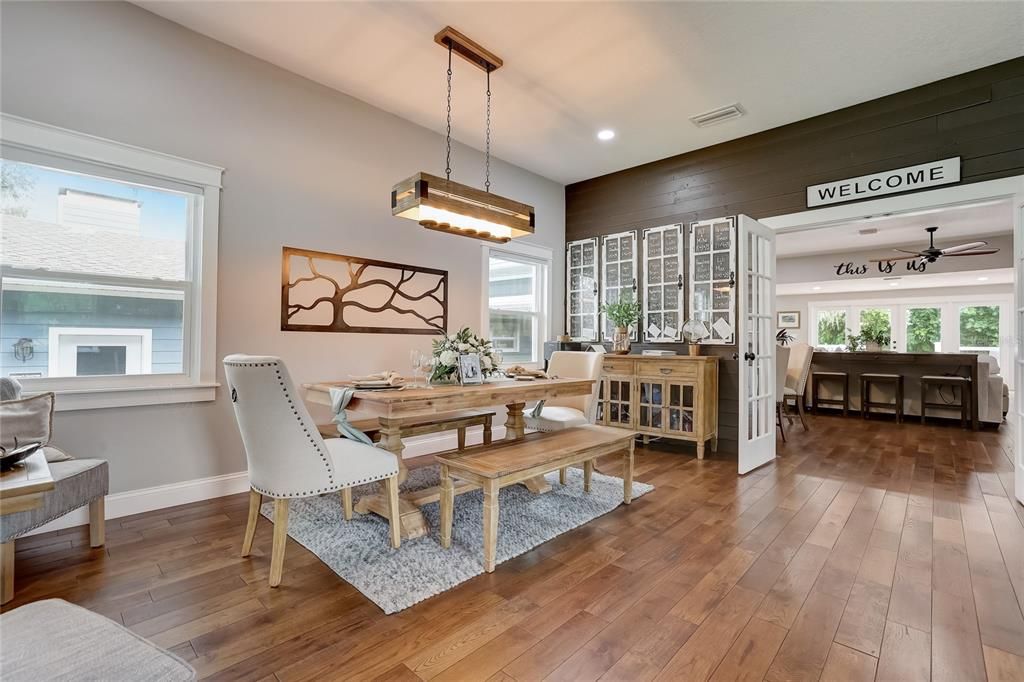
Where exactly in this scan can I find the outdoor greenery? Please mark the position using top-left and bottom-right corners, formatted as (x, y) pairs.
(1, 161), (35, 217)
(960, 305), (1000, 347)
(858, 308), (892, 348)
(816, 310), (847, 346)
(906, 307), (941, 353)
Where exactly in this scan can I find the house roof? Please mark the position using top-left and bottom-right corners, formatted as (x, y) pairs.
(1, 214), (186, 281)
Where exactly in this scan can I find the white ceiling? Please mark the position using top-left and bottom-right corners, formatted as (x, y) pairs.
(776, 200), (1014, 258)
(136, 1), (1024, 184)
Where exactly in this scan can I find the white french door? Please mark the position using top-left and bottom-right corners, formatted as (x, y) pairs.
(738, 215), (777, 475)
(1015, 198), (1024, 506)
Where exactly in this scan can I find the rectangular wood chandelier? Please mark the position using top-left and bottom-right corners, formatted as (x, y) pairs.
(391, 27), (535, 244)
(391, 172), (535, 244)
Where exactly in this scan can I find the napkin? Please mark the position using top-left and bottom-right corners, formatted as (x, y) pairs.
(348, 370), (404, 385)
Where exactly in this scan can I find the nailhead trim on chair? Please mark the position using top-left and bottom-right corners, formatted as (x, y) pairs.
(226, 359), (399, 497)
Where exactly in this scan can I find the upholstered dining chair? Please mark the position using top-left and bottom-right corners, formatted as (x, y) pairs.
(223, 354), (401, 588)
(783, 342), (814, 430)
(524, 351), (603, 432)
(524, 351), (603, 485)
(775, 345), (792, 442)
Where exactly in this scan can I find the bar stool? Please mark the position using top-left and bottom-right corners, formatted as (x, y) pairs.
(860, 373), (904, 423)
(811, 371), (849, 416)
(920, 375), (972, 428)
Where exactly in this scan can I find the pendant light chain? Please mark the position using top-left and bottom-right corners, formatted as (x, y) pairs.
(485, 67), (492, 193)
(445, 43), (453, 181)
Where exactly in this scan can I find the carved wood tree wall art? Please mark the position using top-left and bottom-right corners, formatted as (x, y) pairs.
(281, 246), (448, 334)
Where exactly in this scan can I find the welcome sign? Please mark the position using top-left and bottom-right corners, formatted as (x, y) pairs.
(807, 157), (961, 208)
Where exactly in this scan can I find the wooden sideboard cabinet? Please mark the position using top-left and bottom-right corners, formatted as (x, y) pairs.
(597, 355), (720, 459)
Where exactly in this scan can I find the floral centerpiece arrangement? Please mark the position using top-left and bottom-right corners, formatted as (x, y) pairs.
(430, 327), (502, 383)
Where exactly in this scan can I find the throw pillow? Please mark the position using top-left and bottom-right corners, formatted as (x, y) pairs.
(0, 392), (54, 451)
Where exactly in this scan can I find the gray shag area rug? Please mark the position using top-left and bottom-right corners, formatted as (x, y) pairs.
(260, 465), (653, 613)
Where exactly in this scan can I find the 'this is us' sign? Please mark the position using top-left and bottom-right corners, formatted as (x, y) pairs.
(807, 158), (961, 208)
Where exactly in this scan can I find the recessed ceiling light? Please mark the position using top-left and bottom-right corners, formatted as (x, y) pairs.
(597, 129), (615, 141)
(977, 276), (989, 281)
(812, 286), (822, 291)
(889, 282), (899, 287)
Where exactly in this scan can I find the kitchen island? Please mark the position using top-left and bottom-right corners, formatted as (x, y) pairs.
(808, 351), (986, 429)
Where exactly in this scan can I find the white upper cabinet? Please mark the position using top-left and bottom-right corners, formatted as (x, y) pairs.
(689, 216), (737, 345)
(600, 230), (639, 340)
(566, 237), (599, 341)
(641, 224), (685, 342)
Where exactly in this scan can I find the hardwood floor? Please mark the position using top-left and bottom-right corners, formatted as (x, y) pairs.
(4, 414), (1024, 681)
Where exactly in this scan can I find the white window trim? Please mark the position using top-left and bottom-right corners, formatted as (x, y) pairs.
(48, 327), (153, 377)
(481, 241), (553, 369)
(808, 293), (1014, 388)
(1, 113), (223, 411)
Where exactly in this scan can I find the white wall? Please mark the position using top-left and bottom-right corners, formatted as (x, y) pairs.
(0, 2), (566, 493)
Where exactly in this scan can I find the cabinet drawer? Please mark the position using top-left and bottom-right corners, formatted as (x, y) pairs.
(637, 363), (698, 379)
(602, 358), (634, 374)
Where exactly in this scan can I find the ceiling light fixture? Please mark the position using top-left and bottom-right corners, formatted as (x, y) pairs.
(812, 286), (822, 291)
(977, 276), (990, 281)
(597, 129), (615, 141)
(391, 27), (534, 244)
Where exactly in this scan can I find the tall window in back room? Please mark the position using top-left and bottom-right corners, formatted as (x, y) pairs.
(484, 244), (551, 366)
(0, 114), (222, 408)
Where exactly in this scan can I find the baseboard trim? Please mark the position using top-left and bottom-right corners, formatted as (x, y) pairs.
(24, 423), (507, 536)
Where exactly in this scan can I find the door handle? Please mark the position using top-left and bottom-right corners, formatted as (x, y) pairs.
(744, 352), (756, 362)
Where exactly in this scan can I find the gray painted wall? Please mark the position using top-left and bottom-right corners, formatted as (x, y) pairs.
(0, 1), (566, 493)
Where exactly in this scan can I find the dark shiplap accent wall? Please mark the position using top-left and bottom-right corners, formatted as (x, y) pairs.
(566, 57), (1024, 454)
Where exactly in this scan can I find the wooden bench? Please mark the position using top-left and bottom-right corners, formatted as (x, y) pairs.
(318, 409), (494, 450)
(437, 425), (636, 572)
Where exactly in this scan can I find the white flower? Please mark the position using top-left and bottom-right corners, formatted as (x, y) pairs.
(439, 350), (457, 367)
(481, 356), (493, 369)
(458, 343), (470, 352)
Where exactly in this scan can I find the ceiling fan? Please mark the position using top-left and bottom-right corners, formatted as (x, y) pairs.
(868, 226), (999, 264)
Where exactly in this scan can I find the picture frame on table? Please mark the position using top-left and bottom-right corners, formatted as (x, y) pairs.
(777, 311), (801, 329)
(457, 354), (484, 385)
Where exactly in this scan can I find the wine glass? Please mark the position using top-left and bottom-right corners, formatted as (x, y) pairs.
(409, 349), (422, 386)
(417, 353), (435, 388)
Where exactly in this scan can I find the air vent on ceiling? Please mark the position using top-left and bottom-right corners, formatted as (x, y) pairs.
(689, 103), (745, 128)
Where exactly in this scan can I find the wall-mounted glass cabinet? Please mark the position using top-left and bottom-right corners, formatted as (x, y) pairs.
(641, 224), (684, 342)
(565, 237), (599, 341)
(689, 217), (736, 345)
(600, 230), (639, 341)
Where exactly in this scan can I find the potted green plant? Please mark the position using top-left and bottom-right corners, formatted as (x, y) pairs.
(599, 293), (642, 354)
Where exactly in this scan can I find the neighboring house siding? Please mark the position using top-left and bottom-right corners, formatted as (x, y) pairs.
(0, 290), (182, 376)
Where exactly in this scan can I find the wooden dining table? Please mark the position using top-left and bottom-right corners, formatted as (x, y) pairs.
(302, 377), (595, 539)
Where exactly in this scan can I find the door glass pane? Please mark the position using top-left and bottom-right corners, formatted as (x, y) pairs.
(651, 384), (662, 405)
(859, 308), (892, 349)
(670, 384), (680, 407)
(76, 346), (127, 376)
(816, 309), (847, 349)
(959, 305), (1000, 355)
(906, 307), (941, 353)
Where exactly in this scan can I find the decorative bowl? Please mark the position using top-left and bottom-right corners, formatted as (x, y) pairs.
(0, 441), (42, 472)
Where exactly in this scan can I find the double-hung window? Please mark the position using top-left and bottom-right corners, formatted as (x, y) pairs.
(0, 115), (222, 409)
(482, 242), (552, 367)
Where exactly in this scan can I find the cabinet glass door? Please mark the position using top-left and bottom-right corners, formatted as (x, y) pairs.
(642, 225), (684, 342)
(690, 216), (736, 344)
(665, 382), (695, 435)
(604, 377), (633, 427)
(637, 379), (664, 431)
(601, 231), (639, 341)
(566, 238), (599, 341)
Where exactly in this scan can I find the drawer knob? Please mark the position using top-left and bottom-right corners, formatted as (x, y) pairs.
(660, 368), (672, 375)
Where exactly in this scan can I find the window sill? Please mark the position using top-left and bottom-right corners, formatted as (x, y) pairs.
(37, 382), (220, 412)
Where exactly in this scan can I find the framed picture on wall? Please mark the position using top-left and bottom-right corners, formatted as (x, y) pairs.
(778, 311), (801, 328)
